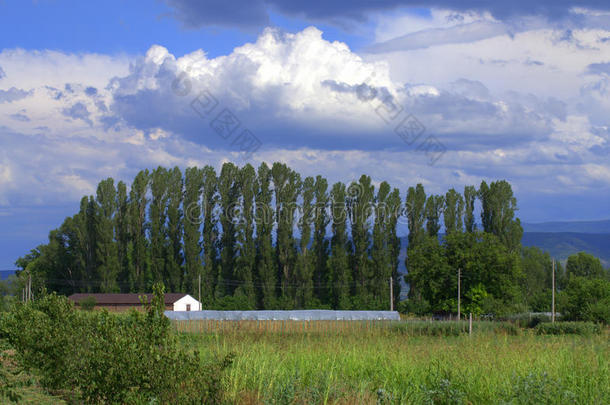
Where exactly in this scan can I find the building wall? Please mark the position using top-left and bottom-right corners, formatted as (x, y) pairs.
(173, 295), (201, 311)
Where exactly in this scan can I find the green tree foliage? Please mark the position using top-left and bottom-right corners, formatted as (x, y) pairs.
(408, 231), (523, 315)
(255, 163), (276, 309)
(478, 180), (523, 252)
(521, 247), (553, 312)
(312, 175), (330, 305)
(558, 276), (610, 323)
(150, 167), (170, 284)
(95, 178), (119, 292)
(128, 169), (150, 292)
(463, 185), (477, 233)
(165, 167), (184, 292)
(16, 162), (539, 314)
(386, 188), (402, 309)
(406, 184), (426, 246)
(217, 162), (239, 299)
(234, 164), (257, 308)
(115, 181), (130, 291)
(272, 163), (301, 306)
(565, 252), (605, 279)
(295, 176), (315, 308)
(425, 194), (445, 237)
(371, 181), (394, 309)
(329, 182), (352, 309)
(444, 188), (464, 234)
(183, 167), (203, 295)
(201, 165), (218, 306)
(348, 175), (374, 307)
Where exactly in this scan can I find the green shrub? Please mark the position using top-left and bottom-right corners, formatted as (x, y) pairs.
(534, 322), (602, 336)
(2, 284), (233, 404)
(559, 277), (610, 323)
(78, 296), (96, 311)
(505, 313), (552, 328)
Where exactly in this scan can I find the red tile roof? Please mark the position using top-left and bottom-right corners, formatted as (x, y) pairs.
(68, 293), (188, 305)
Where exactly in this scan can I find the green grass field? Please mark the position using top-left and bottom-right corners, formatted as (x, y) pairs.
(178, 323), (610, 404)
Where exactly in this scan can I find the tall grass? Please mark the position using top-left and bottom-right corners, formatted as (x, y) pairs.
(178, 326), (610, 404)
(172, 319), (519, 336)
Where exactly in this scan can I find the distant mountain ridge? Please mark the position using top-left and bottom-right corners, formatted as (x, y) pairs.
(521, 232), (610, 267)
(522, 219), (610, 234)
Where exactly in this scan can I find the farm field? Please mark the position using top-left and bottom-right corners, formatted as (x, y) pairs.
(177, 322), (610, 404)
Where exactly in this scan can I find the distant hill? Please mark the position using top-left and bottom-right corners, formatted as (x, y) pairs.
(522, 219), (610, 234)
(521, 232), (610, 267)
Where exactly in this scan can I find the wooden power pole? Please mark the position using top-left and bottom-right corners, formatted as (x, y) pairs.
(457, 268), (461, 320)
(389, 277), (394, 311)
(551, 259), (555, 323)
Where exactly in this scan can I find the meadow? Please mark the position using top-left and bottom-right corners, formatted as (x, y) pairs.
(178, 321), (610, 404)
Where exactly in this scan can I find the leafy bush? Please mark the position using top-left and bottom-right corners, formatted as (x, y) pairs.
(559, 276), (610, 323)
(78, 296), (96, 311)
(504, 313), (552, 328)
(1, 284), (233, 404)
(534, 322), (602, 336)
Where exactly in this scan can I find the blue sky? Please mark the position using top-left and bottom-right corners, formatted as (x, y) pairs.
(1, 0), (610, 269)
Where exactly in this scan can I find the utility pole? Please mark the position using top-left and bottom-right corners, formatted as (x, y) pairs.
(389, 277), (394, 311)
(551, 259), (555, 323)
(198, 274), (202, 311)
(457, 268), (461, 320)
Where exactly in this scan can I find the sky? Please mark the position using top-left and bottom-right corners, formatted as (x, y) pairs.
(1, 0), (610, 269)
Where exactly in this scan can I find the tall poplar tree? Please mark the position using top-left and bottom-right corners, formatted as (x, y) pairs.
(165, 167), (184, 291)
(406, 184), (426, 247)
(425, 194), (445, 238)
(234, 164), (257, 308)
(295, 176), (315, 308)
(216, 162), (239, 298)
(272, 163), (301, 305)
(128, 169), (150, 292)
(201, 165), (218, 305)
(329, 182), (351, 309)
(386, 188), (402, 308)
(312, 175), (330, 305)
(444, 188), (464, 235)
(479, 180), (523, 252)
(115, 181), (130, 291)
(183, 167), (203, 295)
(95, 178), (119, 292)
(371, 181), (392, 309)
(150, 167), (169, 284)
(255, 163), (276, 309)
(348, 175), (374, 307)
(463, 185), (477, 233)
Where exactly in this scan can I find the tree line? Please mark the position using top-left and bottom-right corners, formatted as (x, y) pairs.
(17, 161), (607, 314)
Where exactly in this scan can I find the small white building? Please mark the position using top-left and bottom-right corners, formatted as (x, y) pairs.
(171, 294), (202, 311)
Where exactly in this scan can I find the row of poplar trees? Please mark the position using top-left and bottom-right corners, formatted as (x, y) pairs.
(17, 161), (522, 311)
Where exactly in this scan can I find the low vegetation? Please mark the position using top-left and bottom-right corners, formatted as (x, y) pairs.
(0, 286), (232, 404)
(181, 326), (609, 404)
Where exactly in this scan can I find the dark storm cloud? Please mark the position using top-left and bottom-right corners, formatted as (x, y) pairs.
(163, 0), (610, 29)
